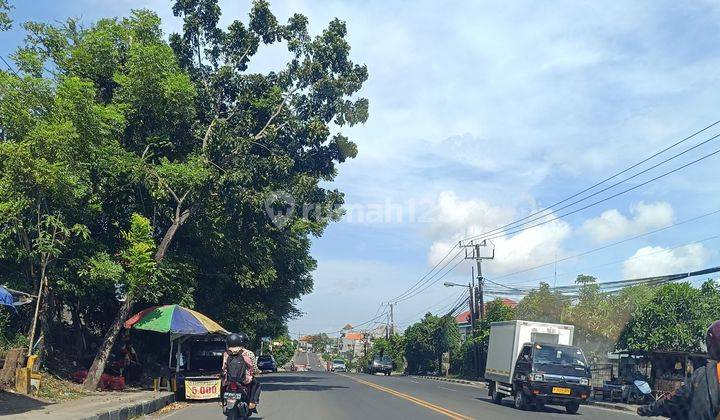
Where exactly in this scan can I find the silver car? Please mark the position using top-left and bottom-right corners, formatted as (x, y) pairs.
(331, 359), (347, 372)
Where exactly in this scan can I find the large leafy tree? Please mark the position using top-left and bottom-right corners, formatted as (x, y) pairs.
(404, 313), (460, 375)
(617, 281), (720, 352)
(372, 334), (406, 371)
(457, 298), (515, 378)
(515, 282), (569, 323)
(561, 275), (612, 361)
(166, 0), (368, 341)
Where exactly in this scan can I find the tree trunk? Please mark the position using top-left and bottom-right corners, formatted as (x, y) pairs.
(35, 280), (52, 369)
(82, 214), (187, 391)
(71, 300), (85, 360)
(82, 298), (133, 391)
(155, 211), (189, 263)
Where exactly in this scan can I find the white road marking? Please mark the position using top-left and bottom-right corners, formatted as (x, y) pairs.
(439, 386), (455, 391)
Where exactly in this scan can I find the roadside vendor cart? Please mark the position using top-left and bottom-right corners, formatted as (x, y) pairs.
(612, 350), (710, 400)
(124, 304), (229, 400)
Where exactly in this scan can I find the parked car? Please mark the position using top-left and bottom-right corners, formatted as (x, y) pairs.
(257, 355), (278, 373)
(331, 359), (347, 372)
(366, 355), (394, 375)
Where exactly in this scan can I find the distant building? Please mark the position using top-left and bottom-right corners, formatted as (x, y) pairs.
(455, 298), (518, 341)
(339, 331), (366, 360)
(298, 335), (313, 351)
(368, 325), (388, 340)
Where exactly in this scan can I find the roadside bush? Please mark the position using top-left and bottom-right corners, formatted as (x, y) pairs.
(271, 337), (295, 367)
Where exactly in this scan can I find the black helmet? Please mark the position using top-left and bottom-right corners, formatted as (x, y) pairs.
(707, 321), (720, 360)
(226, 332), (248, 348)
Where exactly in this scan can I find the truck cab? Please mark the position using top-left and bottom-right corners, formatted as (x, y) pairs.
(511, 342), (591, 413)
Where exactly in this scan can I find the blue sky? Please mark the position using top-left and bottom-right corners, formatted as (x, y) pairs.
(3, 1), (720, 336)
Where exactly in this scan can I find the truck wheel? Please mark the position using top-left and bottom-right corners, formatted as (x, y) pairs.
(491, 385), (503, 404)
(565, 402), (580, 414)
(514, 391), (528, 410)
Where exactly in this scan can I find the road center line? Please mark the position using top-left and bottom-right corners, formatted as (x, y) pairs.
(335, 373), (473, 420)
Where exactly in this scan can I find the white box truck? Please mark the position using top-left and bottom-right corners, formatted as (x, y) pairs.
(485, 320), (591, 414)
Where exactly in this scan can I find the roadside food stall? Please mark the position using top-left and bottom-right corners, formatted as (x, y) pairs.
(647, 351), (708, 398)
(612, 350), (709, 399)
(124, 304), (228, 400)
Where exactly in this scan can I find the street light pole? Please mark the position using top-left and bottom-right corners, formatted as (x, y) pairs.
(445, 280), (479, 379)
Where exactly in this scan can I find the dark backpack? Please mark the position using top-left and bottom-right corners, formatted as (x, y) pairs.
(226, 352), (247, 384)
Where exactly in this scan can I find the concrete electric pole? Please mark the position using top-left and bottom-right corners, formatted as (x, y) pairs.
(460, 239), (494, 320)
(389, 303), (395, 336)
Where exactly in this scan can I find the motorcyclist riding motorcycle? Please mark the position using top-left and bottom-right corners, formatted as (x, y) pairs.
(222, 332), (261, 415)
(637, 320), (720, 420)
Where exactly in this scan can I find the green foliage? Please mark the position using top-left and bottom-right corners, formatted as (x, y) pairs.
(513, 276), (658, 362)
(120, 214), (156, 296)
(372, 335), (406, 371)
(455, 298), (515, 378)
(0, 0), (11, 31)
(617, 281), (720, 352)
(306, 333), (333, 352)
(0, 0), (368, 372)
(515, 282), (568, 323)
(404, 313), (460, 375)
(270, 336), (295, 367)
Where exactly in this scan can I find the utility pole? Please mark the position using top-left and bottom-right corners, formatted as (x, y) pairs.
(467, 272), (479, 379)
(460, 240), (495, 319)
(389, 303), (395, 337)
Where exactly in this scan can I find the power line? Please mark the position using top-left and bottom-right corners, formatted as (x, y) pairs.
(506, 233), (720, 287)
(446, 296), (470, 317)
(316, 310), (389, 336)
(0, 54), (22, 79)
(466, 145), (720, 244)
(459, 120), (720, 243)
(486, 263), (720, 297)
(394, 254), (466, 303)
(385, 244), (460, 303)
(395, 289), (466, 329)
(489, 207), (720, 283)
(465, 132), (720, 244)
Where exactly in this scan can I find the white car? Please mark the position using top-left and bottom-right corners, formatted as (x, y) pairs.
(331, 359), (347, 372)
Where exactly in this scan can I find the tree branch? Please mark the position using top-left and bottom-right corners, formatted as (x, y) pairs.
(253, 87), (298, 141)
(146, 166), (180, 204)
(202, 117), (217, 150)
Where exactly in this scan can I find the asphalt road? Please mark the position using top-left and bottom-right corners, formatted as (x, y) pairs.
(163, 354), (644, 420)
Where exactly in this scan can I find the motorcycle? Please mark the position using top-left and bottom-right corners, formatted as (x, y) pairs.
(624, 379), (654, 404)
(222, 381), (250, 420)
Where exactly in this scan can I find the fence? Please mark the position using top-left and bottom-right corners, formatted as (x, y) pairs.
(589, 363), (614, 389)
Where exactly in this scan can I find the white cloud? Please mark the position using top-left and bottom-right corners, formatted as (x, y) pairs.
(582, 201), (674, 243)
(427, 192), (572, 275)
(622, 243), (713, 279)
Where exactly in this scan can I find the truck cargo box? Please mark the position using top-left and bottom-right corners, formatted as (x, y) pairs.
(485, 320), (574, 384)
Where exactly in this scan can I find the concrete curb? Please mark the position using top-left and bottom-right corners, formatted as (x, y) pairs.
(413, 375), (486, 388)
(78, 393), (176, 420)
(589, 400), (636, 413)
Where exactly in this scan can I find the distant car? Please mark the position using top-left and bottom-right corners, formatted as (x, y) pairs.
(257, 355), (278, 373)
(366, 355), (394, 376)
(331, 359), (347, 372)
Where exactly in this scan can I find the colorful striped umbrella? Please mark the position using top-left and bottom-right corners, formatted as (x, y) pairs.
(124, 304), (228, 336)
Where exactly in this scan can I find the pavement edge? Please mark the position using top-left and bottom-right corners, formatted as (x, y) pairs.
(589, 401), (636, 413)
(413, 375), (486, 388)
(79, 392), (176, 420)
(413, 375), (636, 414)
